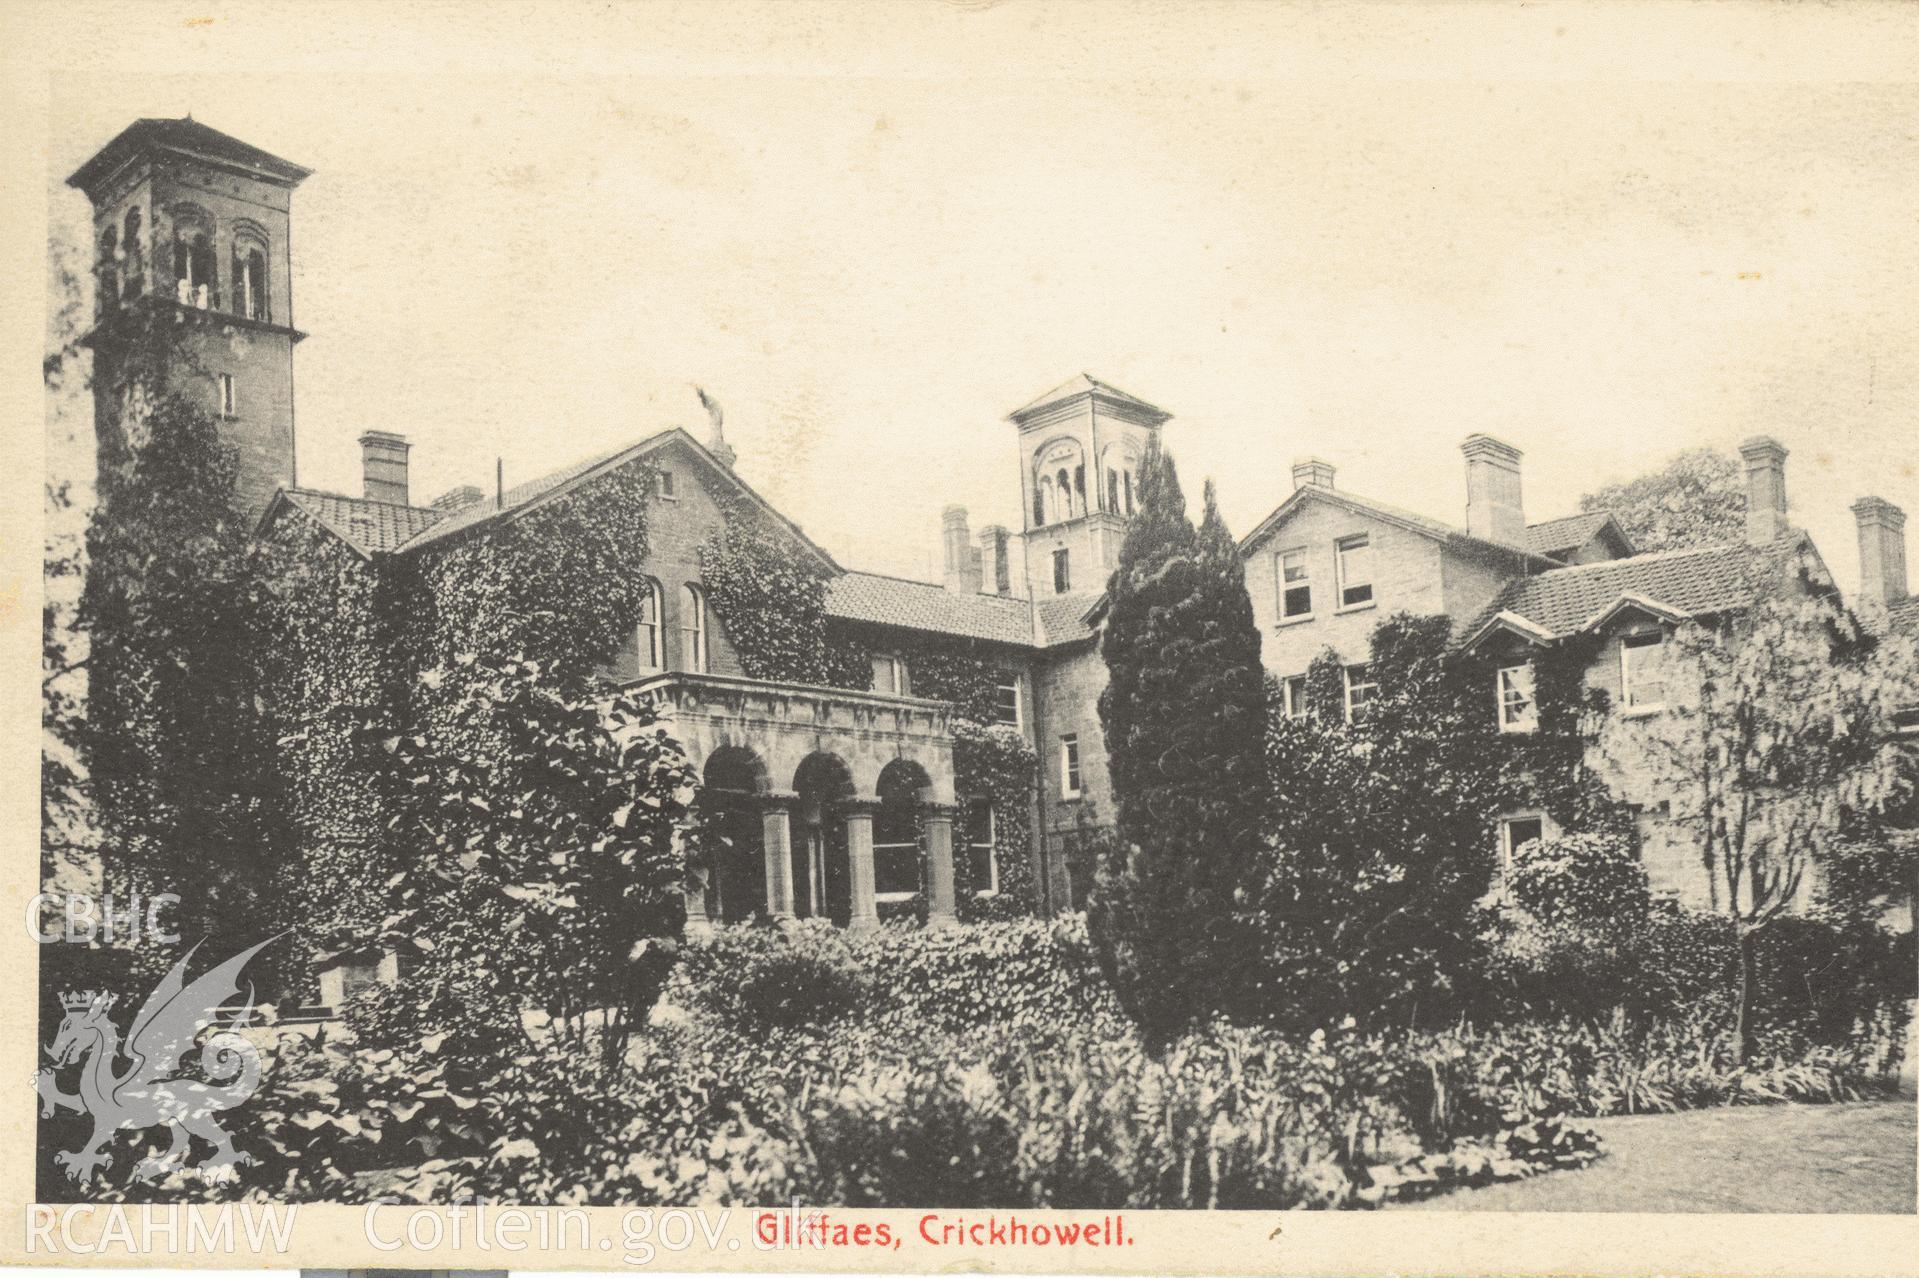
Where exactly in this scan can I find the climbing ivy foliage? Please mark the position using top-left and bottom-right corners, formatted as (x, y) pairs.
(698, 487), (843, 685)
(249, 454), (706, 1041)
(252, 514), (403, 968)
(1259, 613), (1634, 1031)
(81, 312), (281, 974)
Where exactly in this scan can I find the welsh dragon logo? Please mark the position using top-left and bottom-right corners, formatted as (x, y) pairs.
(37, 936), (279, 1186)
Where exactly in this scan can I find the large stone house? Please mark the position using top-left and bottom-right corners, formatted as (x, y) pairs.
(68, 117), (1906, 964)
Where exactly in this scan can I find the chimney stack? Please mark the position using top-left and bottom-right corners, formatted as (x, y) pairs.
(1461, 434), (1525, 545)
(979, 524), (1012, 595)
(1739, 436), (1790, 545)
(1291, 458), (1336, 492)
(1851, 496), (1908, 609)
(359, 431), (411, 505)
(942, 505), (983, 594)
(430, 484), (484, 512)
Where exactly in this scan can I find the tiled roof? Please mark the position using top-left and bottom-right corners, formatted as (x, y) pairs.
(396, 439), (644, 552)
(280, 489), (444, 554)
(1468, 539), (1795, 642)
(1887, 595), (1919, 635)
(1241, 485), (1555, 569)
(1010, 373), (1169, 421)
(68, 117), (312, 192)
(1524, 511), (1625, 557)
(1035, 593), (1102, 647)
(825, 573), (1037, 646)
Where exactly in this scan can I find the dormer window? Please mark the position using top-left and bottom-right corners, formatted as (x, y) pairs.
(1497, 662), (1537, 733)
(1620, 630), (1669, 712)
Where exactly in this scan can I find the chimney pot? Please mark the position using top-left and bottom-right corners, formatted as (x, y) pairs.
(1739, 436), (1790, 545)
(1291, 458), (1336, 491)
(359, 431), (411, 506)
(1461, 434), (1525, 545)
(1852, 495), (1908, 609)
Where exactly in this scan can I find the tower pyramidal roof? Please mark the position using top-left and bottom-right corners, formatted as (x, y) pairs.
(1009, 373), (1169, 422)
(68, 117), (312, 198)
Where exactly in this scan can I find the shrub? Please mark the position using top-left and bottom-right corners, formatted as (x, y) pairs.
(671, 916), (1122, 1037)
(671, 921), (872, 1031)
(1507, 831), (1650, 931)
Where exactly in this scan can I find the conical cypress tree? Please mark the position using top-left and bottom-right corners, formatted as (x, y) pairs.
(1089, 442), (1265, 1051)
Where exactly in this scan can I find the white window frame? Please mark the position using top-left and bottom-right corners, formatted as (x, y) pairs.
(635, 577), (664, 673)
(1498, 811), (1552, 883)
(1497, 662), (1538, 733)
(657, 469), (678, 500)
(1343, 663), (1377, 724)
(1282, 674), (1309, 719)
(993, 674), (1023, 731)
(1277, 547), (1313, 622)
(1335, 534), (1374, 611)
(216, 373), (236, 419)
(1619, 629), (1667, 714)
(1060, 733), (1083, 799)
(880, 653), (909, 696)
(679, 583), (708, 673)
(968, 801), (999, 897)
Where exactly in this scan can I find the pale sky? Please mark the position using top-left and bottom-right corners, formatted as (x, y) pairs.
(35, 2), (1919, 594)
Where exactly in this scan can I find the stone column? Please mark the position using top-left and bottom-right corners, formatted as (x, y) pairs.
(684, 880), (712, 936)
(844, 800), (880, 935)
(761, 795), (797, 923)
(924, 804), (958, 929)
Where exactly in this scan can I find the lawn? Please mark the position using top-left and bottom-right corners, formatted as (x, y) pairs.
(1401, 1099), (1917, 1213)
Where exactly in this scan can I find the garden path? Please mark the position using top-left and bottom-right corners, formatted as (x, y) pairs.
(1400, 1100), (1916, 1214)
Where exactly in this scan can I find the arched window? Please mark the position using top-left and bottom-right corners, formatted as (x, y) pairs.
(1106, 467), (1120, 513)
(97, 228), (118, 313)
(679, 583), (708, 673)
(635, 577), (663, 673)
(1037, 475), (1056, 526)
(170, 209), (218, 308)
(231, 242), (270, 321)
(1055, 468), (1074, 519)
(121, 208), (143, 295)
(1032, 483), (1045, 527)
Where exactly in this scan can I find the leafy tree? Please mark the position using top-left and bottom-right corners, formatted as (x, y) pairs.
(1251, 614), (1514, 1031)
(1578, 447), (1743, 552)
(1599, 598), (1919, 1059)
(1089, 445), (1265, 1051)
(376, 657), (700, 1071)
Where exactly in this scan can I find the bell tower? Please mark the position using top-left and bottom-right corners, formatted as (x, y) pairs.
(1008, 374), (1170, 598)
(68, 118), (312, 522)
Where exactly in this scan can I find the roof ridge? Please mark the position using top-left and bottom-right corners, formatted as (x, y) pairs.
(1530, 540), (1748, 578)
(290, 487), (442, 514)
